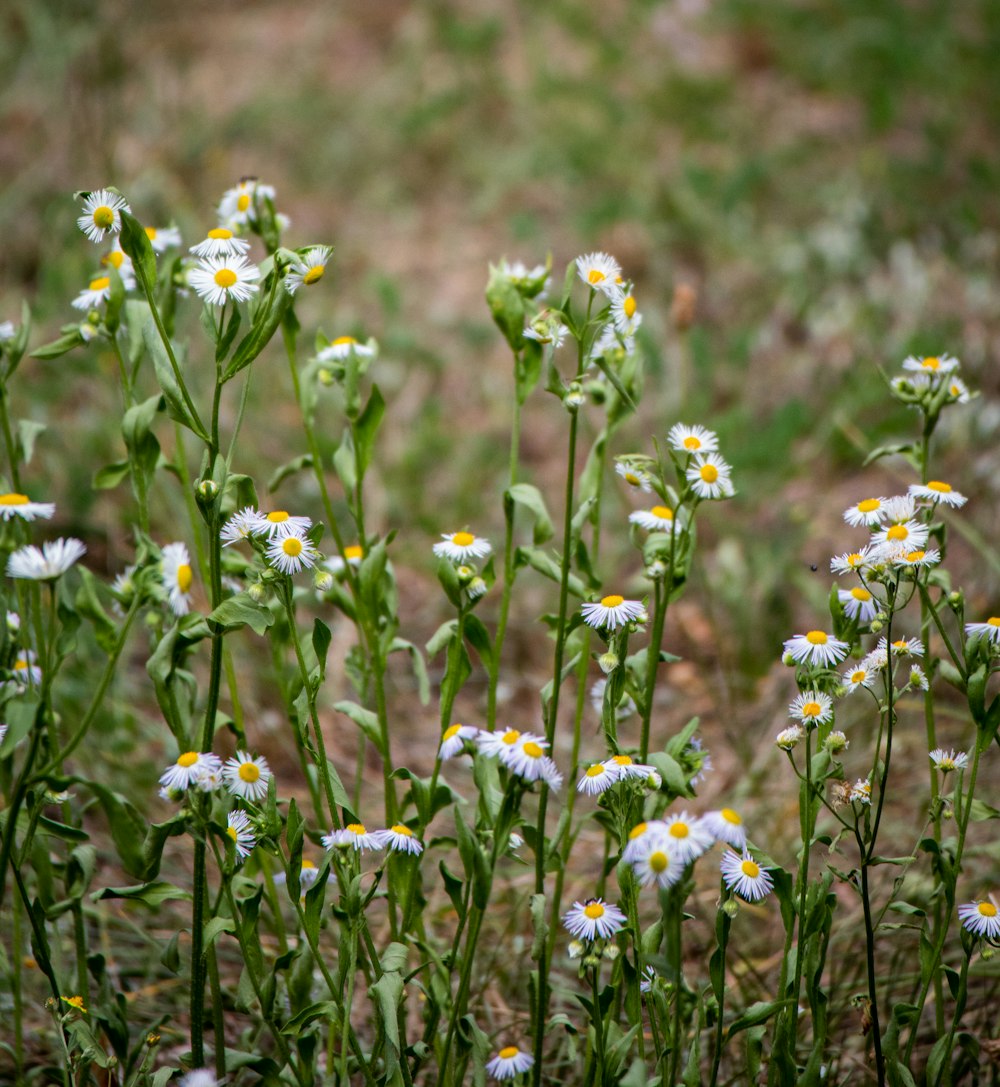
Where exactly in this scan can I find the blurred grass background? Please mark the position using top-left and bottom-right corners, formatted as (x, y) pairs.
(2, 0), (1000, 1070)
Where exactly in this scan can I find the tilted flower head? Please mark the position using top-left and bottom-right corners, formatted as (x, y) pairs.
(661, 812), (716, 865)
(830, 547), (874, 575)
(321, 822), (385, 852)
(720, 849), (774, 902)
(433, 531), (492, 563)
(476, 727), (523, 761)
(615, 460), (653, 492)
(668, 423), (719, 455)
(523, 313), (568, 348)
(101, 244), (136, 290)
(871, 519), (929, 557)
(686, 452), (733, 500)
(838, 586), (878, 623)
(878, 635), (925, 658)
(946, 376), (972, 403)
(775, 724), (805, 750)
(507, 735), (553, 782)
(603, 753), (656, 780)
(217, 178), (276, 226)
(850, 779), (872, 805)
(223, 751), (271, 801)
(562, 897), (627, 941)
(439, 723), (478, 760)
(189, 226), (252, 260)
(631, 833), (685, 889)
(789, 690), (834, 726)
(908, 664), (930, 689)
(255, 510), (313, 539)
(325, 544), (364, 575)
(902, 353), (960, 377)
(843, 497), (888, 528)
(77, 188), (130, 243)
(580, 594), (645, 631)
(957, 899), (1000, 941)
(0, 493), (55, 521)
(226, 810), (256, 861)
(629, 505), (675, 532)
(159, 751), (222, 793)
(144, 224), (182, 253)
(189, 254), (261, 306)
(575, 252), (622, 295)
(486, 1046), (534, 1081)
(929, 748), (969, 773)
(7, 538), (86, 581)
(703, 807), (748, 849)
(966, 617), (1000, 645)
(266, 530), (320, 576)
(589, 678), (637, 719)
(71, 275), (113, 311)
(220, 506), (266, 545)
(611, 291), (642, 337)
(161, 542), (194, 615)
(10, 650), (41, 688)
(909, 480), (967, 508)
(577, 761), (618, 796)
(285, 246), (332, 295)
(893, 548), (940, 570)
(317, 335), (377, 361)
(383, 824), (424, 855)
(783, 630), (849, 668)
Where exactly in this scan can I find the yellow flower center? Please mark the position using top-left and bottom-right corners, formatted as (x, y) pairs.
(0, 493), (29, 505)
(214, 268), (238, 289)
(344, 544), (363, 560)
(238, 762), (260, 783)
(624, 471), (640, 485)
(988, 617), (1000, 627)
(651, 505), (673, 520)
(891, 640), (909, 650)
(332, 335), (357, 345)
(806, 631), (828, 645)
(178, 751), (199, 768)
(443, 724), (463, 741)
(226, 826), (238, 842)
(176, 564), (193, 592)
(64, 994), (87, 1011)
(145, 226), (158, 240)
(629, 823), (647, 840)
(89, 277), (111, 291)
(238, 193), (251, 212)
(600, 594), (624, 608)
(347, 823), (367, 835)
(502, 730), (520, 745)
(851, 588), (872, 602)
(649, 850), (669, 873)
(850, 670), (866, 684)
(939, 758), (955, 770)
(585, 764), (606, 777)
(921, 356), (940, 370)
(587, 269), (606, 284)
(740, 859), (760, 878)
(857, 499), (881, 513)
(391, 824), (412, 837)
(301, 859), (316, 869)
(92, 206), (114, 229)
(522, 741), (544, 759)
(267, 512), (289, 522)
(700, 464), (719, 483)
(978, 902), (998, 917)
(906, 551), (925, 562)
(623, 295), (637, 318)
(583, 902), (605, 919)
(104, 250), (125, 269)
(949, 383), (962, 395)
(669, 822), (689, 839)
(499, 1047), (520, 1060)
(282, 537), (303, 557)
(13, 659), (28, 671)
(801, 701), (822, 718)
(208, 227), (234, 240)
(683, 436), (702, 451)
(926, 480), (951, 493)
(721, 808), (742, 825)
(611, 755), (632, 766)
(451, 531), (475, 547)
(886, 525), (908, 541)
(303, 265), (325, 285)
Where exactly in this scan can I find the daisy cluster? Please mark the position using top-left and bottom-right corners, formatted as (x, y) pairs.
(437, 723), (563, 789)
(321, 821), (424, 856)
(432, 529), (491, 601)
(221, 507), (320, 577)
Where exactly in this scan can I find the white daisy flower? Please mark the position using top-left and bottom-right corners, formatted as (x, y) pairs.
(966, 618), (1000, 645)
(843, 497), (888, 527)
(603, 753), (656, 780)
(189, 227), (252, 260)
(668, 423), (719, 455)
(220, 506), (266, 545)
(317, 335), (377, 361)
(908, 480), (967, 508)
(850, 779), (872, 805)
(223, 751), (271, 802)
(433, 532), (492, 563)
(562, 897), (627, 940)
(902, 353), (959, 376)
(11, 650), (41, 687)
(0, 493), (55, 521)
(893, 548), (940, 570)
(439, 723), (478, 759)
(830, 547), (874, 575)
(217, 179), (276, 226)
(71, 275), (113, 311)
(639, 964), (658, 993)
(686, 452), (734, 500)
(788, 690), (834, 725)
(383, 824), (424, 855)
(615, 461), (653, 492)
(702, 807), (747, 849)
(577, 762), (619, 795)
(189, 255), (261, 306)
(720, 849), (774, 902)
(930, 748), (968, 773)
(946, 377), (971, 403)
(159, 751), (222, 792)
(194, 765), (224, 792)
(825, 729), (849, 754)
(179, 1070), (219, 1087)
(620, 820), (666, 863)
(610, 292), (642, 338)
(843, 661), (878, 694)
(575, 252), (622, 295)
(957, 899), (1000, 941)
(580, 594), (645, 631)
(783, 630), (849, 668)
(629, 505), (675, 532)
(632, 838), (684, 889)
(161, 542), (194, 615)
(284, 246), (332, 294)
(476, 727), (524, 761)
(661, 812), (715, 865)
(254, 510), (313, 539)
(540, 759), (563, 790)
(775, 724), (805, 750)
(523, 315), (568, 348)
(321, 822), (386, 852)
(878, 636), (925, 658)
(325, 544), (364, 575)
(271, 857), (326, 893)
(871, 520), (929, 556)
(7, 538), (86, 581)
(908, 664), (929, 690)
(144, 225), (182, 253)
(77, 189), (130, 244)
(486, 1046), (534, 1081)
(226, 810), (256, 861)
(100, 244), (136, 290)
(266, 531), (320, 576)
(838, 586), (878, 623)
(507, 736), (552, 781)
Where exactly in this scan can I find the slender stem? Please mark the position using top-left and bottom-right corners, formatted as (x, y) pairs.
(667, 886), (683, 1087)
(859, 853), (885, 1085)
(790, 726), (814, 1044)
(709, 896), (730, 1087)
(590, 965), (607, 1084)
(0, 383), (22, 491)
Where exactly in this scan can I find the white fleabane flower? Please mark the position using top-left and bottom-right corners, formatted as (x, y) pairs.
(217, 179), (276, 226)
(179, 1070), (219, 1087)
(843, 661), (878, 694)
(893, 548), (940, 570)
(775, 724), (805, 750)
(629, 505), (675, 532)
(77, 188), (130, 243)
(523, 314), (568, 348)
(720, 850), (774, 902)
(7, 538), (86, 581)
(580, 594), (645, 631)
(383, 824), (424, 855)
(631, 837), (684, 889)
(562, 898), (627, 940)
(783, 630), (849, 668)
(603, 753), (656, 780)
(223, 751), (271, 801)
(160, 751), (222, 792)
(220, 506), (266, 545)
(789, 690), (834, 725)
(161, 542), (194, 615)
(668, 423), (719, 455)
(101, 245), (136, 290)
(486, 1047), (534, 1081)
(946, 376), (971, 403)
(254, 510), (313, 539)
(575, 252), (622, 295)
(266, 531), (320, 576)
(902, 353), (959, 377)
(439, 723), (478, 759)
(686, 452), (733, 500)
(226, 810), (256, 861)
(850, 779), (872, 805)
(317, 335), (377, 361)
(615, 461), (653, 492)
(661, 812), (715, 865)
(843, 497), (888, 527)
(870, 519), (929, 556)
(0, 493), (55, 521)
(577, 762), (618, 795)
(476, 727), (524, 762)
(12, 650), (42, 687)
(285, 246), (332, 294)
(621, 820), (667, 864)
(966, 618), (1000, 645)
(611, 292), (642, 337)
(838, 586), (878, 623)
(908, 664), (929, 689)
(433, 531), (492, 563)
(321, 822), (385, 852)
(589, 678), (637, 719)
(702, 807), (747, 849)
(830, 547), (874, 575)
(0, 321), (16, 343)
(189, 227), (252, 259)
(325, 544), (364, 576)
(958, 900), (1000, 941)
(71, 276), (113, 311)
(908, 480), (967, 508)
(189, 255), (261, 306)
(507, 735), (552, 781)
(929, 748), (968, 772)
(878, 636), (924, 658)
(144, 224), (182, 253)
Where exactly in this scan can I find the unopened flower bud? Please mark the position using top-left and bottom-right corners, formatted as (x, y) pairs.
(314, 570), (334, 593)
(598, 651), (619, 675)
(565, 383), (585, 410)
(456, 565), (475, 584)
(319, 367), (336, 386)
(825, 730), (849, 754)
(247, 581), (267, 603)
(646, 770), (662, 791)
(583, 954), (601, 969)
(508, 832), (524, 851)
(721, 898), (739, 919)
(467, 577), (487, 600)
(196, 479), (218, 502)
(602, 943), (621, 961)
(776, 725), (805, 751)
(870, 619), (883, 634)
(782, 652), (795, 667)
(646, 559), (667, 580)
(568, 940), (585, 960)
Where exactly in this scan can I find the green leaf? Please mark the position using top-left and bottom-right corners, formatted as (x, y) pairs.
(204, 916), (236, 947)
(119, 210), (158, 291)
(142, 318), (209, 442)
(268, 453), (313, 492)
(506, 483), (554, 544)
(485, 266), (525, 351)
(530, 893), (548, 958)
(16, 420), (45, 466)
(370, 971), (404, 1078)
(312, 618), (332, 679)
(281, 1000), (340, 1036)
(726, 999), (788, 1040)
(31, 329), (85, 359)
(80, 781), (149, 878)
(93, 460), (131, 490)
(381, 942), (409, 974)
(514, 546), (587, 598)
(334, 700), (383, 756)
(354, 385), (385, 481)
(223, 279), (292, 381)
(388, 637), (430, 705)
(96, 881), (191, 907)
(207, 594), (275, 637)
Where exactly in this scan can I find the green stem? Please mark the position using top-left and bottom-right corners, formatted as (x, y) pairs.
(790, 726), (814, 1045)
(0, 383), (22, 491)
(590, 965), (607, 1085)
